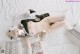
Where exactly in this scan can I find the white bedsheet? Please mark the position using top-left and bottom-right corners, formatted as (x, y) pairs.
(42, 27), (80, 54)
(0, 0), (80, 54)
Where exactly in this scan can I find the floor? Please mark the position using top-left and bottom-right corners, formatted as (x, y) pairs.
(0, 0), (80, 54)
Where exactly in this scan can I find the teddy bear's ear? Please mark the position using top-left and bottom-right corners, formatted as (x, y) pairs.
(29, 9), (36, 14)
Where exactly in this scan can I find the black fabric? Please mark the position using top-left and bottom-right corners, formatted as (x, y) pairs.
(35, 13), (50, 20)
(21, 13), (50, 35)
(21, 19), (38, 34)
(29, 9), (36, 14)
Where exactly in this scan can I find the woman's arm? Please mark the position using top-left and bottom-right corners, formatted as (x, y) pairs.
(20, 38), (32, 54)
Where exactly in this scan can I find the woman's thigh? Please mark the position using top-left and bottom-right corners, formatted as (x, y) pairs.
(42, 16), (64, 24)
(50, 21), (65, 31)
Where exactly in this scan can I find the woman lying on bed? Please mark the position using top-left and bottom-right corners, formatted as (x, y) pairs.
(26, 16), (64, 36)
(7, 15), (67, 54)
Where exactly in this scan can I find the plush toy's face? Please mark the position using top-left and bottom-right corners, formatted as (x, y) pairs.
(7, 25), (27, 39)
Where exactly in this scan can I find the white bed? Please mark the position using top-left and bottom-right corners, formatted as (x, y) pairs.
(0, 0), (80, 54)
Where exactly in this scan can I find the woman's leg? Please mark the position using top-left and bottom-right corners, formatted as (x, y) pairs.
(42, 16), (64, 24)
(50, 21), (65, 31)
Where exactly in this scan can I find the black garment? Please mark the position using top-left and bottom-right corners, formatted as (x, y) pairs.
(21, 13), (50, 35)
(35, 13), (50, 20)
(21, 19), (38, 34)
(29, 9), (36, 14)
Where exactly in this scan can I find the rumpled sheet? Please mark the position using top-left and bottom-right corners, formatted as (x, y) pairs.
(0, 0), (80, 54)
